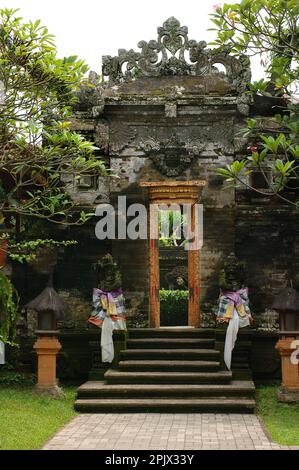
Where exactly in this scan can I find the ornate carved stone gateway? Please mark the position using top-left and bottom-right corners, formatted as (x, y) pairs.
(69, 16), (297, 343)
(102, 16), (251, 93)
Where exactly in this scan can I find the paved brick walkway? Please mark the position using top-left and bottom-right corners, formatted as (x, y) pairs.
(43, 413), (297, 450)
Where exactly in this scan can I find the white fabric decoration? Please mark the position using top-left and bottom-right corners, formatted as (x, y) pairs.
(100, 317), (126, 363)
(224, 309), (250, 370)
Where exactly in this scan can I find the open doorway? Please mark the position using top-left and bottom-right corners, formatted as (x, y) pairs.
(159, 207), (188, 326)
(140, 181), (206, 328)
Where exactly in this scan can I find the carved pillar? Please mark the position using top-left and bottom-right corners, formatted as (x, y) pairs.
(188, 203), (200, 327)
(275, 337), (299, 402)
(34, 336), (62, 396)
(149, 204), (160, 328)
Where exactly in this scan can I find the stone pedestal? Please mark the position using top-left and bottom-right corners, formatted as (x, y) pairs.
(33, 336), (63, 397)
(275, 338), (299, 402)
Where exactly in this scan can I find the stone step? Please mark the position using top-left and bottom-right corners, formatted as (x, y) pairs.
(77, 380), (256, 399)
(104, 369), (232, 384)
(74, 397), (255, 413)
(127, 338), (215, 349)
(118, 360), (220, 372)
(120, 348), (220, 360)
(128, 328), (215, 339)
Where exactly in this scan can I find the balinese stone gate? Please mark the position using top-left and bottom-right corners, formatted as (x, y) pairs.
(56, 16), (298, 331)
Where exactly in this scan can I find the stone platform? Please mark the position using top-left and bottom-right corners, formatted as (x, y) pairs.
(75, 328), (255, 413)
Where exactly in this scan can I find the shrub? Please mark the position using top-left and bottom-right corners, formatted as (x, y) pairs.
(0, 370), (36, 386)
(160, 289), (188, 326)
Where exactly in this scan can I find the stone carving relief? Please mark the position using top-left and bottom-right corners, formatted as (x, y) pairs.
(139, 134), (205, 176)
(109, 122), (136, 153)
(165, 102), (177, 118)
(94, 120), (109, 153)
(94, 118), (234, 161)
(102, 17), (251, 96)
(94, 120), (136, 154)
(75, 71), (104, 113)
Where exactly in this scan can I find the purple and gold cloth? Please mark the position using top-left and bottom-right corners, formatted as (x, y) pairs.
(216, 287), (251, 369)
(217, 287), (250, 321)
(88, 287), (126, 327)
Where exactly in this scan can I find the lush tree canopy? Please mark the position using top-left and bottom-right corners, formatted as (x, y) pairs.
(0, 9), (107, 342)
(0, 8), (106, 230)
(211, 0), (299, 208)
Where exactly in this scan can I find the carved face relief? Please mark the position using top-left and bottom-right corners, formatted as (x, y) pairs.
(154, 152), (193, 177)
(139, 135), (204, 176)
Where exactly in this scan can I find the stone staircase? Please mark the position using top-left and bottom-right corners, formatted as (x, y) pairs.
(75, 328), (256, 413)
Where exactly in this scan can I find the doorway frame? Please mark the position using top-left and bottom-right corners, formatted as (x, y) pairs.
(140, 181), (206, 328)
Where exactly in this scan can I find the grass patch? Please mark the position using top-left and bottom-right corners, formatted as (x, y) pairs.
(0, 384), (77, 450)
(256, 385), (299, 446)
(1, 382), (299, 449)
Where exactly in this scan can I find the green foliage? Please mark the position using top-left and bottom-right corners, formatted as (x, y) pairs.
(159, 237), (173, 247)
(0, 9), (110, 345)
(160, 289), (189, 302)
(0, 217), (78, 263)
(211, 0), (299, 207)
(158, 210), (187, 247)
(160, 289), (189, 326)
(217, 160), (248, 181)
(0, 8), (108, 227)
(0, 369), (35, 386)
(0, 271), (19, 344)
(210, 0), (298, 90)
(0, 385), (77, 449)
(257, 385), (299, 446)
(7, 237), (77, 263)
(248, 79), (271, 95)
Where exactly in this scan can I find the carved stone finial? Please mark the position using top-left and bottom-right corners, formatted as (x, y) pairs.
(102, 17), (251, 93)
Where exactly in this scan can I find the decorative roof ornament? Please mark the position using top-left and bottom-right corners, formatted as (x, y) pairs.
(102, 17), (251, 91)
(26, 274), (66, 320)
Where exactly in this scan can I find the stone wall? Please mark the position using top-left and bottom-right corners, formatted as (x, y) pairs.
(51, 86), (297, 331)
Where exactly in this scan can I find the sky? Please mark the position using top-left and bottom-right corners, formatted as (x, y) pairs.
(1, 0), (264, 80)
